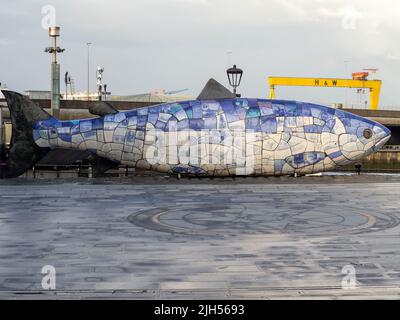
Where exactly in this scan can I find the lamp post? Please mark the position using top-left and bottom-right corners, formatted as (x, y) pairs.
(226, 64), (243, 97)
(45, 26), (65, 117)
(96, 66), (104, 101)
(344, 60), (350, 107)
(86, 42), (92, 101)
(64, 71), (69, 100)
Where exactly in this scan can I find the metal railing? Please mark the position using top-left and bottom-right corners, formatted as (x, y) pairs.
(380, 145), (400, 151)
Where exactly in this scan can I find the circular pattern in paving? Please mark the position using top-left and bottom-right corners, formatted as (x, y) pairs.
(128, 203), (400, 236)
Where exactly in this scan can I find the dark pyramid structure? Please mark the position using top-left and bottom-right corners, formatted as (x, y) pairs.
(89, 101), (118, 117)
(197, 78), (236, 100)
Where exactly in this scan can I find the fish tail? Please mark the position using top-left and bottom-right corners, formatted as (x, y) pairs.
(1, 90), (53, 178)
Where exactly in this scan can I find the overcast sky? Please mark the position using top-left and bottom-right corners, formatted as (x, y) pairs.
(1, 0), (400, 107)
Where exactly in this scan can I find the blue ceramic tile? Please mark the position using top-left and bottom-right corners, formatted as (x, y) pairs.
(221, 100), (236, 114)
(189, 119), (205, 131)
(192, 103), (203, 118)
(113, 134), (125, 143)
(284, 102), (298, 116)
(49, 127), (58, 138)
(185, 107), (193, 119)
(284, 117), (297, 127)
(325, 119), (336, 130)
(304, 125), (322, 133)
(125, 109), (138, 118)
(247, 98), (259, 108)
(83, 131), (96, 139)
(126, 131), (135, 143)
(310, 107), (321, 118)
(155, 121), (166, 130)
(272, 104), (285, 116)
(137, 115), (148, 127)
(260, 116), (277, 133)
(104, 122), (117, 131)
(294, 153), (304, 165)
(246, 107), (261, 118)
(170, 103), (182, 114)
(148, 113), (158, 125)
(203, 109), (217, 118)
(59, 133), (72, 142)
(274, 159), (284, 172)
(334, 109), (347, 119)
(245, 117), (261, 131)
(92, 118), (104, 130)
(329, 150), (342, 159)
(236, 106), (246, 120)
(234, 99), (249, 108)
(299, 103), (312, 117)
(204, 117), (217, 129)
(114, 113), (126, 122)
(167, 118), (178, 131)
(79, 120), (92, 133)
(71, 125), (80, 135)
(177, 119), (189, 130)
(137, 108), (148, 116)
(104, 114), (115, 122)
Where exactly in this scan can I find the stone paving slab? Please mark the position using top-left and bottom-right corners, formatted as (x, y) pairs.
(0, 174), (400, 299)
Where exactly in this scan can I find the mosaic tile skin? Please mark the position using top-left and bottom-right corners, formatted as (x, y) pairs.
(33, 99), (391, 176)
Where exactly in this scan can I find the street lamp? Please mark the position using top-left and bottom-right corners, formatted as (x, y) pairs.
(64, 72), (72, 100)
(226, 64), (243, 97)
(86, 42), (92, 101)
(96, 66), (104, 101)
(44, 26), (65, 117)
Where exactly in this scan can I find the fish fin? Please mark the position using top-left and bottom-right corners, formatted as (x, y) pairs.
(89, 101), (118, 117)
(197, 78), (236, 100)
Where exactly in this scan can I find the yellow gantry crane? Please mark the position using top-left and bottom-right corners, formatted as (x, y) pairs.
(268, 75), (382, 110)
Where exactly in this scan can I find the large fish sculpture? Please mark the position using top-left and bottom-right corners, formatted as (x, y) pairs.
(0, 80), (391, 178)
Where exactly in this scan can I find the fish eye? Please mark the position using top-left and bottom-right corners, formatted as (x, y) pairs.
(363, 128), (373, 139)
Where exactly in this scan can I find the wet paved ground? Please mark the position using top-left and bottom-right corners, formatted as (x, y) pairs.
(0, 174), (400, 299)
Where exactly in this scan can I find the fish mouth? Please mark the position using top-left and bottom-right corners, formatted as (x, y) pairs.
(375, 134), (391, 150)
(372, 123), (391, 151)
